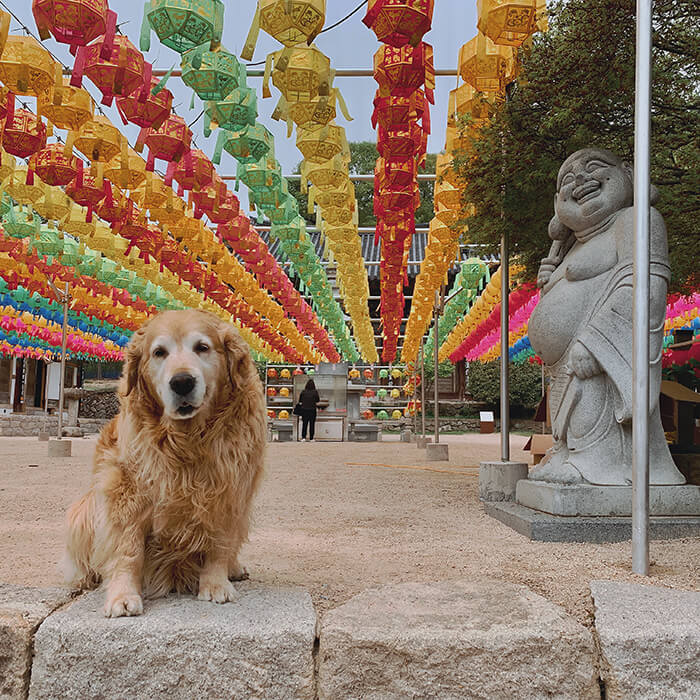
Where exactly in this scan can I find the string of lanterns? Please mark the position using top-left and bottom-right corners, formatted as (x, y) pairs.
(363, 0), (435, 363)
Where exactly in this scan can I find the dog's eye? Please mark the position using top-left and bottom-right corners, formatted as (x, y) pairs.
(194, 342), (209, 354)
(153, 347), (168, 359)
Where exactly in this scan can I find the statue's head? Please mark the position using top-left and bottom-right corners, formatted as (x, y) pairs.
(553, 148), (633, 235)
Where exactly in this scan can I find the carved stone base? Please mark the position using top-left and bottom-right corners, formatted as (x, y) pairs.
(516, 480), (700, 517)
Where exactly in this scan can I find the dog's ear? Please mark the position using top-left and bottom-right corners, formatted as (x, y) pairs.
(121, 325), (148, 397)
(218, 322), (251, 391)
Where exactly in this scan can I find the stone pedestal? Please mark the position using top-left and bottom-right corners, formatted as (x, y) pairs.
(47, 439), (71, 457)
(37, 431), (50, 442)
(416, 436), (432, 448)
(426, 443), (449, 461)
(479, 461), (528, 502)
(29, 585), (316, 700)
(517, 481), (700, 517)
(400, 429), (413, 443)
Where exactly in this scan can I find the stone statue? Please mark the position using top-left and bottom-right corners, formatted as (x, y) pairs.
(527, 147), (685, 486)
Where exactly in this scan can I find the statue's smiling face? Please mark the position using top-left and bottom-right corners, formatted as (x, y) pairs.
(555, 149), (633, 232)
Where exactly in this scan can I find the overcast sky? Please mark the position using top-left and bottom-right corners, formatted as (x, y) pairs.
(11, 1), (477, 183)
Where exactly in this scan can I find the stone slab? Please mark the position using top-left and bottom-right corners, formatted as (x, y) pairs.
(485, 501), (700, 542)
(0, 584), (74, 700)
(415, 436), (432, 448)
(591, 580), (700, 699)
(317, 579), (598, 700)
(399, 429), (413, 443)
(29, 584), (317, 700)
(426, 443), (449, 461)
(517, 480), (700, 516)
(479, 461), (529, 502)
(47, 438), (71, 457)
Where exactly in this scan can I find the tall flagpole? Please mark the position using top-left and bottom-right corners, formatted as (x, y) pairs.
(632, 0), (653, 575)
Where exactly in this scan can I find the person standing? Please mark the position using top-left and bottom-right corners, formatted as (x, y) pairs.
(298, 379), (320, 442)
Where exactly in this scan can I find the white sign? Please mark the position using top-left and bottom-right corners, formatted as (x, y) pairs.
(480, 411), (494, 422)
(46, 363), (62, 401)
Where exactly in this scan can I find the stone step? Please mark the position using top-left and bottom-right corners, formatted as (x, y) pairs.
(591, 581), (700, 699)
(29, 584), (317, 700)
(317, 579), (599, 699)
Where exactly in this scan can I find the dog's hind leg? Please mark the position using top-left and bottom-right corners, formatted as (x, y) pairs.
(62, 490), (101, 589)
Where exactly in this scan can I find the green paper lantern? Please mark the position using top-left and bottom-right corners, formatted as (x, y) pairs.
(181, 46), (246, 102)
(377, 410), (389, 420)
(3, 205), (41, 240)
(271, 215), (306, 243)
(31, 227), (63, 257)
(250, 179), (289, 212)
(267, 194), (298, 225)
(205, 87), (257, 136)
(379, 368), (389, 378)
(59, 237), (82, 267)
(236, 155), (281, 193)
(141, 0), (225, 53)
(216, 123), (272, 165)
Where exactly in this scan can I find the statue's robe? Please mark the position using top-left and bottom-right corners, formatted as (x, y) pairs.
(529, 206), (685, 485)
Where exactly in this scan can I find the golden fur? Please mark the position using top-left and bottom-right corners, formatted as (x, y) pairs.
(63, 310), (267, 617)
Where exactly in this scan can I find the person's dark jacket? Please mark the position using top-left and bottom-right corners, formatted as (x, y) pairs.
(299, 389), (320, 411)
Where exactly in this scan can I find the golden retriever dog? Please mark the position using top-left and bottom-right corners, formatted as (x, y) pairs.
(63, 309), (266, 617)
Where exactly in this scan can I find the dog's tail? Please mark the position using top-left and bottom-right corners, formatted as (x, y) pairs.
(61, 490), (101, 589)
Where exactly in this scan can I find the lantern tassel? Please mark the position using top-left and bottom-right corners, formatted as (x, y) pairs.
(241, 6), (261, 61)
(139, 2), (152, 52)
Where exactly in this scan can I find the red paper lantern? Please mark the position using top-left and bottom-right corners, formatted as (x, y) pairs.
(29, 143), (78, 186)
(363, 368), (374, 379)
(293, 367), (304, 375)
(168, 149), (214, 195)
(2, 107), (46, 159)
(33, 0), (108, 47)
(93, 181), (128, 223)
(207, 190), (240, 225)
(377, 122), (424, 161)
(363, 0), (434, 48)
(267, 386), (277, 396)
(65, 162), (107, 213)
(72, 15), (145, 106)
(372, 88), (429, 133)
(137, 114), (192, 172)
(116, 72), (173, 130)
(373, 43), (435, 102)
(362, 409), (375, 420)
(267, 368), (278, 378)
(190, 174), (226, 219)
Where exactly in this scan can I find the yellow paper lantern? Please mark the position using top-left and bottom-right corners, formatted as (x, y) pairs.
(280, 387), (290, 397)
(458, 32), (515, 94)
(476, 0), (538, 47)
(447, 83), (493, 128)
(38, 76), (93, 132)
(243, 0), (326, 59)
(0, 35), (57, 99)
(296, 122), (348, 165)
(71, 115), (123, 163)
(103, 146), (147, 191)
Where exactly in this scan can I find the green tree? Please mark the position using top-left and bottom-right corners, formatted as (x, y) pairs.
(451, 0), (699, 295)
(467, 360), (542, 409)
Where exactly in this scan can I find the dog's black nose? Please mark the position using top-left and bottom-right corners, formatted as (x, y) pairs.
(170, 373), (196, 396)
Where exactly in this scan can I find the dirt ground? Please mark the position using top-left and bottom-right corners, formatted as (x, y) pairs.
(1, 433), (698, 627)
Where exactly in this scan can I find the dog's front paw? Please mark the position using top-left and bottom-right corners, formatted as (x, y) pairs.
(198, 578), (238, 604)
(104, 591), (143, 618)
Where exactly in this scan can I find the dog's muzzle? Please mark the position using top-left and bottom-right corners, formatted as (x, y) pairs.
(169, 373), (199, 416)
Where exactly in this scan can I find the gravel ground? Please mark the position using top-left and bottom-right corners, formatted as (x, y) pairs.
(1, 433), (698, 627)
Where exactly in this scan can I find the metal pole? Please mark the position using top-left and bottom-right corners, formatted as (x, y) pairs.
(434, 290), (440, 444)
(500, 237), (510, 461)
(420, 338), (426, 438)
(57, 283), (69, 440)
(632, 0), (652, 576)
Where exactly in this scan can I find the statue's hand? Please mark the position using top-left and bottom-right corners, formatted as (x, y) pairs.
(537, 258), (558, 289)
(570, 342), (602, 379)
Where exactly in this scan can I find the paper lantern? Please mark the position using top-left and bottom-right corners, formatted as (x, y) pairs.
(447, 83), (492, 128)
(65, 163), (106, 215)
(362, 409), (375, 420)
(33, 185), (71, 222)
(237, 155), (281, 194)
(181, 46), (246, 102)
(349, 368), (360, 379)
(278, 409), (289, 419)
(363, 388), (375, 398)
(301, 155), (348, 192)
(372, 88), (428, 132)
(279, 387), (290, 397)
(0, 35), (56, 99)
(33, 0), (108, 47)
(2, 167), (44, 205)
(73, 29), (145, 106)
(277, 91), (341, 133)
(141, 0), (225, 53)
(280, 368), (291, 378)
(379, 368), (389, 378)
(93, 181), (129, 223)
(115, 74), (173, 130)
(459, 33), (515, 94)
(3, 204), (41, 240)
(242, 0), (325, 59)
(435, 151), (460, 188)
(103, 146), (147, 190)
(37, 78), (93, 132)
(138, 114), (192, 172)
(293, 367), (304, 375)
(377, 409), (389, 420)
(267, 409), (275, 418)
(2, 109), (46, 159)
(267, 386), (277, 396)
(29, 144), (78, 187)
(216, 124), (273, 165)
(206, 189), (240, 225)
(72, 115), (123, 163)
(363, 0), (434, 48)
(296, 123), (347, 164)
(391, 409), (401, 418)
(477, 0), (537, 47)
(373, 43), (435, 102)
(377, 122), (424, 162)
(205, 86), (257, 135)
(0, 148), (14, 182)
(265, 44), (331, 105)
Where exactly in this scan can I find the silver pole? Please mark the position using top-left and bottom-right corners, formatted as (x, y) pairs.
(434, 290), (440, 444)
(500, 237), (510, 461)
(420, 337), (426, 438)
(632, 0), (652, 576)
(57, 283), (69, 440)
